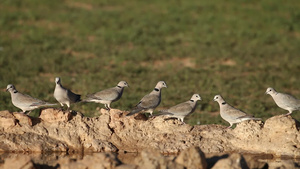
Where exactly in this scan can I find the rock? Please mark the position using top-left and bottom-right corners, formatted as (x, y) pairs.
(2, 155), (36, 169)
(0, 108), (116, 153)
(175, 146), (207, 169)
(229, 115), (300, 157)
(0, 108), (300, 158)
(109, 109), (200, 154)
(133, 149), (184, 169)
(0, 110), (16, 129)
(266, 159), (297, 169)
(13, 112), (33, 126)
(211, 153), (249, 169)
(115, 164), (138, 169)
(59, 153), (122, 169)
(39, 108), (72, 123)
(242, 154), (269, 169)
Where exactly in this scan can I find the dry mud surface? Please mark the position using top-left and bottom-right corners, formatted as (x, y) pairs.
(0, 108), (300, 168)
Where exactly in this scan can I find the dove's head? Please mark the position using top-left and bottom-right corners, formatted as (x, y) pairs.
(191, 94), (202, 102)
(156, 81), (167, 89)
(117, 81), (129, 88)
(265, 87), (277, 95)
(6, 84), (17, 93)
(55, 77), (61, 84)
(213, 95), (224, 103)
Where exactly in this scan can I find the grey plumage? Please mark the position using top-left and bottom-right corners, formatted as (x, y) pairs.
(265, 87), (300, 115)
(213, 95), (261, 129)
(53, 77), (81, 109)
(157, 94), (201, 123)
(83, 81), (129, 110)
(6, 84), (57, 114)
(127, 81), (167, 116)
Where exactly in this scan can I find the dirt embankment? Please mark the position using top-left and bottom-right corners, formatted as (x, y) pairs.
(0, 108), (299, 157)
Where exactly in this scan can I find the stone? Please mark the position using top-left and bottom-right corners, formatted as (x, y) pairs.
(59, 153), (122, 169)
(211, 153), (249, 169)
(3, 155), (36, 169)
(133, 149), (184, 169)
(175, 146), (207, 169)
(39, 108), (72, 123)
(229, 115), (300, 157)
(267, 159), (297, 169)
(0, 110), (16, 129)
(0, 109), (116, 153)
(0, 108), (300, 159)
(13, 112), (33, 126)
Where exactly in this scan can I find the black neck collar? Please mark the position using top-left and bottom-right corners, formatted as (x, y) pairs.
(222, 102), (226, 105)
(13, 90), (18, 93)
(117, 85), (122, 88)
(190, 100), (194, 102)
(154, 88), (159, 92)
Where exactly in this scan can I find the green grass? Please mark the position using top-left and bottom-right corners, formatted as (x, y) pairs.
(1, 0), (300, 126)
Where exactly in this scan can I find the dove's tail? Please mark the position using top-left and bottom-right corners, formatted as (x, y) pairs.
(237, 115), (261, 121)
(31, 102), (58, 107)
(80, 98), (93, 103)
(126, 106), (144, 116)
(249, 117), (262, 121)
(154, 110), (173, 116)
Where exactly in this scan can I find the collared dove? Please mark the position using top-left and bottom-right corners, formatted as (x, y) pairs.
(213, 95), (261, 129)
(83, 81), (129, 110)
(54, 77), (81, 110)
(6, 84), (57, 114)
(127, 81), (167, 116)
(156, 94), (201, 123)
(265, 87), (300, 115)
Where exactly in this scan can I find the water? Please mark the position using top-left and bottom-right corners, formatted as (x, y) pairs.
(1, 152), (300, 168)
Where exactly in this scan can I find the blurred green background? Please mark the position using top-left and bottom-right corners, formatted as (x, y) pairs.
(1, 0), (300, 126)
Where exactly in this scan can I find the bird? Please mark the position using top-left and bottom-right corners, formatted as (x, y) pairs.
(126, 81), (167, 116)
(265, 87), (300, 115)
(82, 81), (129, 110)
(213, 95), (261, 129)
(156, 94), (201, 123)
(6, 84), (57, 114)
(53, 77), (81, 110)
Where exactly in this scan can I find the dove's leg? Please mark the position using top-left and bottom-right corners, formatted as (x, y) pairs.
(107, 103), (111, 111)
(104, 104), (110, 111)
(148, 110), (154, 117)
(58, 103), (65, 111)
(66, 103), (71, 111)
(179, 118), (185, 125)
(285, 110), (293, 116)
(226, 124), (233, 129)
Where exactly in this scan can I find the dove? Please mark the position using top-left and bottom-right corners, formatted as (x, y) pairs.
(83, 81), (129, 110)
(156, 94), (201, 123)
(6, 84), (57, 114)
(53, 77), (81, 110)
(265, 87), (300, 115)
(126, 81), (167, 116)
(213, 95), (261, 129)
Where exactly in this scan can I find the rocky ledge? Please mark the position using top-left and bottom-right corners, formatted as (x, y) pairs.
(0, 108), (299, 158)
